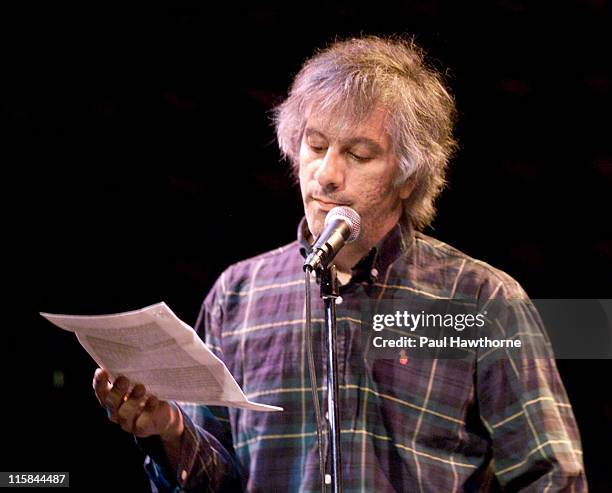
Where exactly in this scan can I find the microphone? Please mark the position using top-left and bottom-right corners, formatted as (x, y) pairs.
(303, 206), (361, 272)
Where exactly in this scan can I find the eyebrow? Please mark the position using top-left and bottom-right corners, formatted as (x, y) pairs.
(305, 127), (385, 155)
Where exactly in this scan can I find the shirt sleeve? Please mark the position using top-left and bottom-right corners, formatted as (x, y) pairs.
(136, 268), (246, 492)
(475, 277), (587, 491)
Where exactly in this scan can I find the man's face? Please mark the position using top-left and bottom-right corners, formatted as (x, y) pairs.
(298, 105), (413, 248)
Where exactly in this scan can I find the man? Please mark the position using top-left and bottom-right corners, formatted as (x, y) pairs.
(94, 36), (586, 491)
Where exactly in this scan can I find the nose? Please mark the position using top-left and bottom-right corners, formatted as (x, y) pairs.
(314, 147), (346, 192)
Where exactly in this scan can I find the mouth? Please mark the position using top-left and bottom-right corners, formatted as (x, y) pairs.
(311, 197), (349, 212)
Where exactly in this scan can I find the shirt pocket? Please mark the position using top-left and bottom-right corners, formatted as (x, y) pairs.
(368, 358), (473, 453)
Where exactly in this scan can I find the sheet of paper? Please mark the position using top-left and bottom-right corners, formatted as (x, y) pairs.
(40, 302), (282, 412)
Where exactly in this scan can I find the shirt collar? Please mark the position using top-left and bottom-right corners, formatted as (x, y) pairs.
(297, 214), (414, 284)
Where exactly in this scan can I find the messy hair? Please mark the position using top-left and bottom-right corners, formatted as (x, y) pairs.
(273, 35), (458, 231)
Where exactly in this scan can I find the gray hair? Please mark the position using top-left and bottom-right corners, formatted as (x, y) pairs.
(273, 35), (458, 231)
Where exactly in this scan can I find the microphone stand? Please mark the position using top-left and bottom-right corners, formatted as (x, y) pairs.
(318, 264), (343, 493)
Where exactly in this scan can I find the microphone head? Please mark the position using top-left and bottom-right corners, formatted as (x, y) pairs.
(324, 206), (361, 243)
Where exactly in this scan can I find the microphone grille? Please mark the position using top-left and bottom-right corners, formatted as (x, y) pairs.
(324, 206), (361, 243)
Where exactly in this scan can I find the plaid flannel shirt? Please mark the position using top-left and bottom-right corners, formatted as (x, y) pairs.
(138, 217), (586, 492)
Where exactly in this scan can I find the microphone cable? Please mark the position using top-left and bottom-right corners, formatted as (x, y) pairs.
(305, 268), (326, 493)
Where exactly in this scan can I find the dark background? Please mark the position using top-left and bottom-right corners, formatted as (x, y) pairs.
(3, 3), (611, 491)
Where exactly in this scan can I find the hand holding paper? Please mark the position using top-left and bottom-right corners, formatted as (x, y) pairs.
(41, 302), (282, 412)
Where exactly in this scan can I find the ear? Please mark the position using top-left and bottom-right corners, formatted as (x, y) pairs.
(398, 176), (415, 200)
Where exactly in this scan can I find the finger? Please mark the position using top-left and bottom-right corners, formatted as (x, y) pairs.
(92, 368), (111, 407)
(133, 395), (161, 438)
(104, 375), (130, 423)
(144, 394), (159, 412)
(117, 384), (148, 433)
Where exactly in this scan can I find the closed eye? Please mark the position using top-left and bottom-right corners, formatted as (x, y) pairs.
(348, 152), (371, 162)
(309, 144), (327, 153)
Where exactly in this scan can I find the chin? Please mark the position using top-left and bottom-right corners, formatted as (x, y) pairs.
(305, 212), (324, 240)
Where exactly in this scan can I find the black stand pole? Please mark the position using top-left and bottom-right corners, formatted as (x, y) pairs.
(319, 265), (343, 493)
